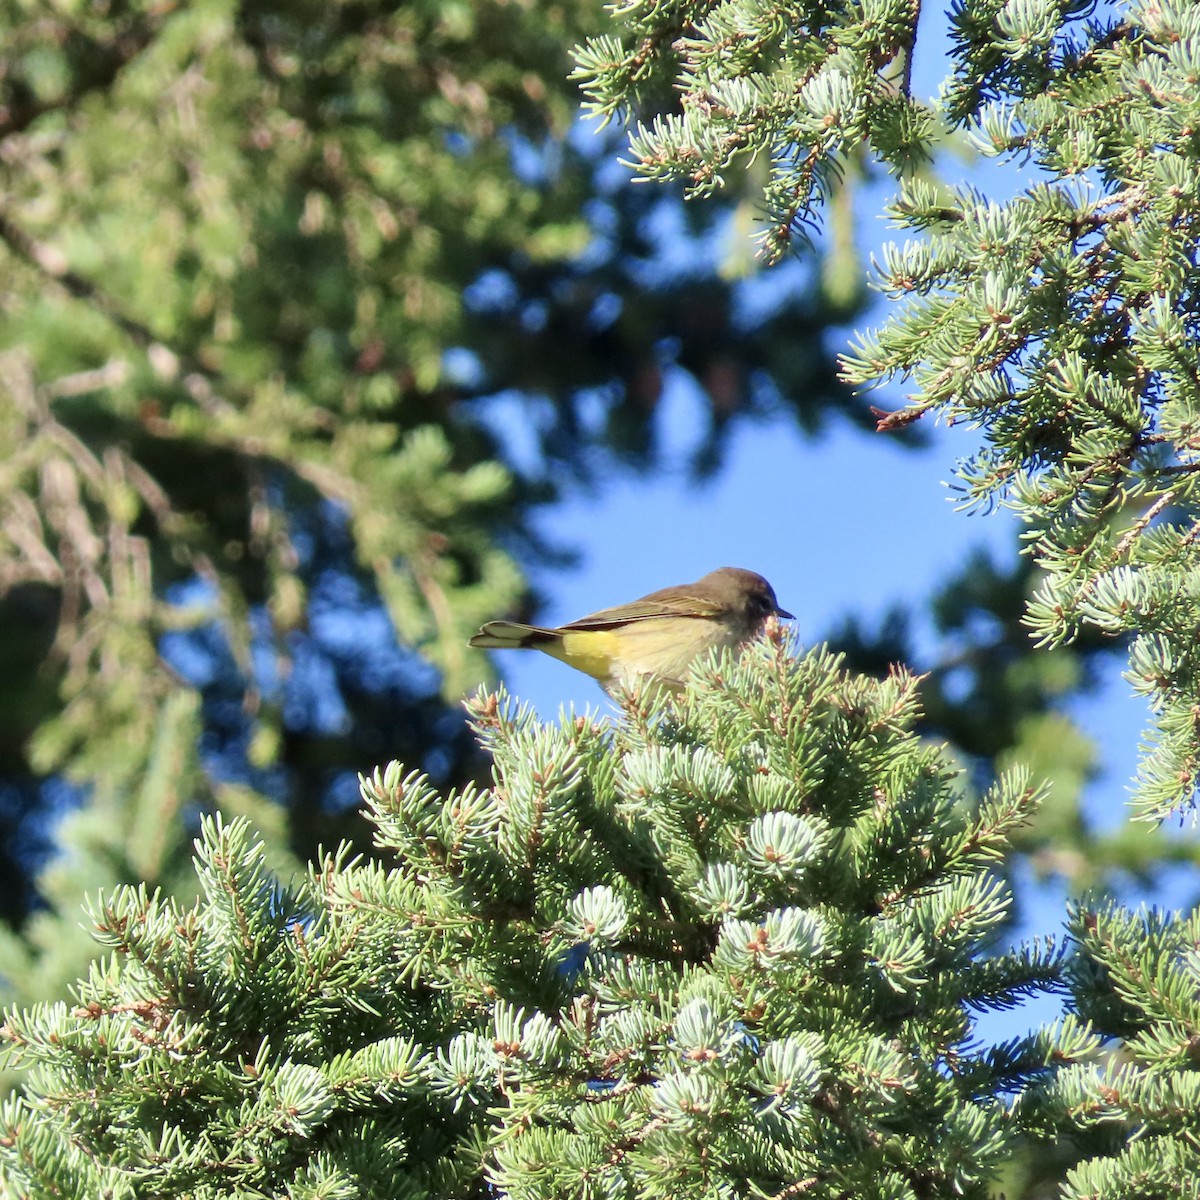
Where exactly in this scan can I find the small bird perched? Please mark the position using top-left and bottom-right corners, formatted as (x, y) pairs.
(469, 567), (792, 694)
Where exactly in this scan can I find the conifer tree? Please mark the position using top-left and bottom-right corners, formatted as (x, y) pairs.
(1, 634), (1066, 1198)
(5, 0), (1200, 1195)
(569, 0), (1200, 1194)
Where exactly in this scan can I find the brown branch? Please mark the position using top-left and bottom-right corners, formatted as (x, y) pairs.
(872, 403), (931, 432)
(901, 0), (921, 98)
(1114, 491), (1175, 559)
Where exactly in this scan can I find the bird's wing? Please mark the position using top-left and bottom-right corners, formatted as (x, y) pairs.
(560, 587), (724, 631)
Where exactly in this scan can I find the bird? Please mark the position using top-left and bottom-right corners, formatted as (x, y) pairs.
(469, 567), (792, 693)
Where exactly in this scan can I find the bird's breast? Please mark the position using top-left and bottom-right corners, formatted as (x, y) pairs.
(569, 616), (744, 689)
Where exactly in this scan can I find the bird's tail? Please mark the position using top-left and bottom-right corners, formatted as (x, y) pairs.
(468, 621), (559, 651)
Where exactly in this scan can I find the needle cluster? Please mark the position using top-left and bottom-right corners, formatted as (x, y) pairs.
(2, 636), (1073, 1198)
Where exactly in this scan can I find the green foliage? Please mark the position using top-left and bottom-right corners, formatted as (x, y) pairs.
(566, 7), (1200, 1190)
(831, 548), (1200, 899)
(0, 0), (586, 782)
(1018, 903), (1200, 1199)
(0, 638), (1064, 1198)
(573, 0), (927, 257)
(6, 0), (1200, 1192)
(0, 0), (858, 1002)
(0, 692), (208, 1031)
(0, 0), (592, 967)
(574, 0), (1200, 820)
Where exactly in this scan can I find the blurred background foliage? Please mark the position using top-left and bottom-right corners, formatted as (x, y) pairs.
(0, 0), (862, 1004)
(0, 0), (1188, 1014)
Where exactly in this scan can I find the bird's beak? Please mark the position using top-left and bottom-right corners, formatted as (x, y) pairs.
(775, 606), (794, 620)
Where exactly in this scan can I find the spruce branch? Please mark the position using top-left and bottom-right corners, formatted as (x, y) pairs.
(573, 0), (1200, 816)
(0, 637), (1072, 1198)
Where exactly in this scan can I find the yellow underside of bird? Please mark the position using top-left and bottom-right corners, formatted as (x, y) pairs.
(470, 615), (743, 691)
